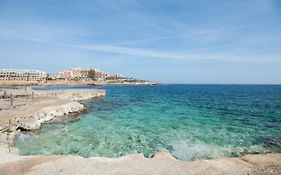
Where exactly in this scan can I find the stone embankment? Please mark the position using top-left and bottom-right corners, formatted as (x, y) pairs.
(33, 89), (105, 101)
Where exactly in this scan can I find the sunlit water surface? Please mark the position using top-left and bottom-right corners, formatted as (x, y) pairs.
(15, 85), (281, 161)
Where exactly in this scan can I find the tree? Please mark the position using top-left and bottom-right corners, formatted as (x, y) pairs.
(88, 69), (96, 80)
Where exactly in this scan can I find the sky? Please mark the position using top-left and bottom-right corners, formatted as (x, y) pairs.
(0, 0), (281, 84)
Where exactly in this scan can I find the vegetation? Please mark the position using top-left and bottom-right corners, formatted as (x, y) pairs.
(88, 69), (97, 80)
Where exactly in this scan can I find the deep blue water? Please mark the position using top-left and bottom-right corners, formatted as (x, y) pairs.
(15, 85), (281, 161)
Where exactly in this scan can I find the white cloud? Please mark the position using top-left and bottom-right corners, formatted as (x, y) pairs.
(0, 21), (280, 64)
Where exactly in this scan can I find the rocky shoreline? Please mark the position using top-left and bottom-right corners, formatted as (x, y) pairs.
(0, 80), (159, 87)
(1, 101), (84, 132)
(0, 87), (280, 175)
(0, 88), (105, 149)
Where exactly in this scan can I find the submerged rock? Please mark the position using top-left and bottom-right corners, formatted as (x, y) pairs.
(263, 137), (281, 152)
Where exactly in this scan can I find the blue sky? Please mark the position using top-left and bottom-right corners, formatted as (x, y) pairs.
(0, 0), (281, 84)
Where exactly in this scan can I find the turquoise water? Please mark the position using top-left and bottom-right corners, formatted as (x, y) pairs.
(15, 85), (281, 161)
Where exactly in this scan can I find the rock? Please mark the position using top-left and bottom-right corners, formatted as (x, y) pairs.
(263, 137), (281, 152)
(7, 102), (85, 131)
(151, 150), (175, 160)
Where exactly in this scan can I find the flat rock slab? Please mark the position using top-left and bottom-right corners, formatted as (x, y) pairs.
(0, 152), (280, 175)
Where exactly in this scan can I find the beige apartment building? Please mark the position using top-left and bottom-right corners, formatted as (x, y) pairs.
(57, 68), (109, 80)
(0, 69), (47, 81)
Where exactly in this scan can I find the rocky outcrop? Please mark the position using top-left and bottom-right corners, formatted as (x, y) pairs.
(17, 102), (84, 131)
(0, 89), (105, 132)
(0, 102), (85, 132)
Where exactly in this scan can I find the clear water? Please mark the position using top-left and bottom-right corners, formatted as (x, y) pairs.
(15, 85), (281, 161)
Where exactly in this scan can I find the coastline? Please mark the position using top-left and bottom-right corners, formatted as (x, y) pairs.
(0, 87), (280, 175)
(0, 80), (159, 87)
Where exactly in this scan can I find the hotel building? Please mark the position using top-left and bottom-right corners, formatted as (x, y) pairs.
(57, 68), (109, 80)
(0, 69), (47, 81)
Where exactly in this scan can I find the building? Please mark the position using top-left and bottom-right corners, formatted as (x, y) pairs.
(57, 68), (90, 80)
(57, 68), (109, 80)
(46, 73), (57, 80)
(94, 69), (110, 80)
(0, 69), (47, 81)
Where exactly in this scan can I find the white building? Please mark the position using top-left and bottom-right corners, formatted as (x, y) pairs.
(0, 69), (47, 81)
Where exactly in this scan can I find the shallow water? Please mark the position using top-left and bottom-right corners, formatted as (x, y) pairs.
(15, 85), (281, 161)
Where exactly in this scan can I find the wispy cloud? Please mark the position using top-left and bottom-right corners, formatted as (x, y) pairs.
(68, 43), (281, 63)
(116, 23), (270, 46)
(1, 22), (280, 64)
(0, 21), (92, 43)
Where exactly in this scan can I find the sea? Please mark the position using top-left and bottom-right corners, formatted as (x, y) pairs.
(14, 85), (281, 161)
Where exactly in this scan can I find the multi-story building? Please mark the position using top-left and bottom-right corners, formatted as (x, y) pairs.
(94, 69), (110, 80)
(57, 68), (109, 80)
(0, 69), (47, 81)
(57, 68), (89, 80)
